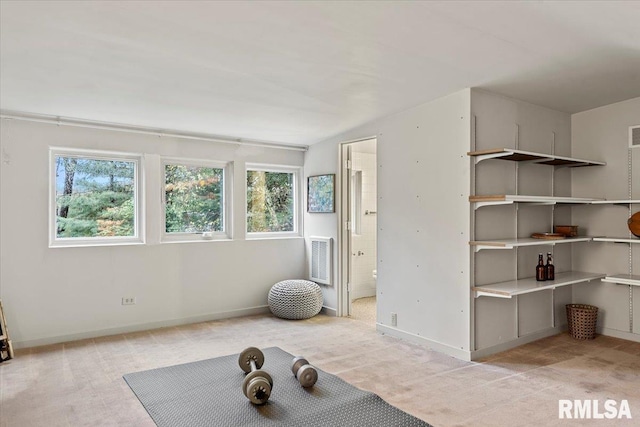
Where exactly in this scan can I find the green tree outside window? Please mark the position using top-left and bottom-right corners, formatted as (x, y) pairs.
(164, 164), (224, 233)
(247, 170), (294, 233)
(55, 156), (136, 238)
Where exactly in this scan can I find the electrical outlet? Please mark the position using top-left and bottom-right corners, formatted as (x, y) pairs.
(391, 312), (397, 327)
(122, 297), (136, 305)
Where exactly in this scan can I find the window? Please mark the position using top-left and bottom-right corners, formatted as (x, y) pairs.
(50, 149), (142, 247)
(246, 166), (299, 236)
(163, 159), (230, 241)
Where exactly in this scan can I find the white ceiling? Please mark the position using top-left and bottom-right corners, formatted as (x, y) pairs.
(1, 1), (639, 145)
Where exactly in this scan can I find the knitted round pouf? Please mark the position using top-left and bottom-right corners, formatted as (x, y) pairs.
(268, 280), (323, 320)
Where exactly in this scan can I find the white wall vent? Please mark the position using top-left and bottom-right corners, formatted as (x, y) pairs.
(631, 125), (640, 149)
(310, 237), (332, 285)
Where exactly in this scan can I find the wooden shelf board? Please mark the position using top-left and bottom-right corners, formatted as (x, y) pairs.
(467, 148), (605, 167)
(469, 236), (593, 250)
(592, 237), (640, 244)
(601, 274), (640, 287)
(472, 271), (605, 298)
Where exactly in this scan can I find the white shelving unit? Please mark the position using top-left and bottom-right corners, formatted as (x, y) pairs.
(593, 237), (640, 244)
(601, 274), (640, 287)
(590, 199), (640, 244)
(468, 148), (606, 167)
(470, 236), (594, 252)
(468, 98), (636, 355)
(473, 271), (606, 298)
(469, 145), (605, 299)
(470, 194), (602, 209)
(591, 200), (640, 205)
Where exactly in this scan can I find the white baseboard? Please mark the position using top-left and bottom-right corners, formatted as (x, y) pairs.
(14, 305), (271, 349)
(598, 327), (640, 343)
(376, 323), (471, 361)
(471, 326), (640, 360)
(350, 286), (376, 301)
(321, 306), (337, 317)
(471, 326), (565, 360)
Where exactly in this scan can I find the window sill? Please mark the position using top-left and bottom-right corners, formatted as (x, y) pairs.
(245, 234), (304, 241)
(160, 237), (233, 245)
(49, 239), (145, 249)
(161, 232), (231, 244)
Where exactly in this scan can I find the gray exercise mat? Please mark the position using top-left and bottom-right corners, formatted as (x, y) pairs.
(124, 346), (431, 427)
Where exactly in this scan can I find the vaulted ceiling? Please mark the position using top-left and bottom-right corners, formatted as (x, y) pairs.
(1, 1), (639, 144)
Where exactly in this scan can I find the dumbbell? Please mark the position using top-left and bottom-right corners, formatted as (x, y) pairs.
(238, 347), (273, 405)
(291, 356), (318, 388)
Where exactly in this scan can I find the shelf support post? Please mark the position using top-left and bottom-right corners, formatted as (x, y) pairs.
(551, 288), (556, 328)
(628, 147), (634, 332)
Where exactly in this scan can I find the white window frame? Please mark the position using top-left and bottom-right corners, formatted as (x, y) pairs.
(161, 157), (232, 243)
(49, 147), (144, 248)
(245, 163), (302, 239)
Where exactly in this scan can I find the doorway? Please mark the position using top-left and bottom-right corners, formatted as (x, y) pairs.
(340, 138), (377, 324)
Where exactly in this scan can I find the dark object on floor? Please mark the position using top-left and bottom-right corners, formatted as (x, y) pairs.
(0, 300), (14, 363)
(566, 304), (598, 340)
(123, 347), (431, 427)
(238, 347), (273, 405)
(291, 355), (318, 388)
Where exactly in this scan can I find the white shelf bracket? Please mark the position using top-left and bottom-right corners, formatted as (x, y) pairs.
(474, 291), (511, 299)
(473, 151), (515, 164)
(473, 201), (513, 210)
(473, 245), (513, 252)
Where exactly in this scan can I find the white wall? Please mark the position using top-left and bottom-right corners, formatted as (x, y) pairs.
(304, 89), (638, 360)
(571, 97), (640, 341)
(0, 119), (305, 347)
(303, 140), (340, 311)
(305, 89), (472, 359)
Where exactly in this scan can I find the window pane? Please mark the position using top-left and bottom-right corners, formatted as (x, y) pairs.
(165, 164), (224, 233)
(247, 170), (294, 233)
(55, 156), (136, 238)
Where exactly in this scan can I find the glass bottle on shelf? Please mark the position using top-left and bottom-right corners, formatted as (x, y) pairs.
(536, 253), (546, 281)
(545, 252), (555, 281)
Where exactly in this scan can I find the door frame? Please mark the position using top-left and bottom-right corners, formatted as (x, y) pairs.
(338, 136), (377, 317)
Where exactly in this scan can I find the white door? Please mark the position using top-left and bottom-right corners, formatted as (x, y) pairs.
(345, 143), (354, 316)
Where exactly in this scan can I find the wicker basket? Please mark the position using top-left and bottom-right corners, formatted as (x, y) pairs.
(566, 304), (598, 340)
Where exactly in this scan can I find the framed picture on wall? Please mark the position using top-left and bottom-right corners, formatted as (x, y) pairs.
(307, 174), (335, 213)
